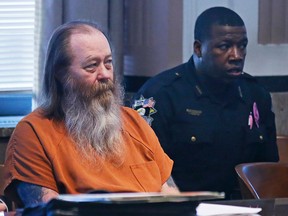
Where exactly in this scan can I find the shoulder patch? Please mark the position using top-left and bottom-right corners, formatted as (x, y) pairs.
(132, 95), (157, 126)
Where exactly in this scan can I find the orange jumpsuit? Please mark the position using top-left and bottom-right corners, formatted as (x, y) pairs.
(3, 107), (173, 201)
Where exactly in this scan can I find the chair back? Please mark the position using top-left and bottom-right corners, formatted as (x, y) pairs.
(277, 136), (288, 163)
(235, 162), (288, 199)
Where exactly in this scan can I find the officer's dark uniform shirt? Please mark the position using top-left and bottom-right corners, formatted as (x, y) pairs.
(131, 56), (279, 198)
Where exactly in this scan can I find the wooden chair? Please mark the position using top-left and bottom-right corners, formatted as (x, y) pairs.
(277, 136), (288, 163)
(235, 162), (288, 199)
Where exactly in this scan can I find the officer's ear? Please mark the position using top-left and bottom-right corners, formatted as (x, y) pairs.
(194, 40), (202, 58)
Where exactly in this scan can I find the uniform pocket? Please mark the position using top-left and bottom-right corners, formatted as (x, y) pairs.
(130, 161), (162, 192)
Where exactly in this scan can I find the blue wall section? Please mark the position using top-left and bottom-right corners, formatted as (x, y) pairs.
(0, 93), (32, 116)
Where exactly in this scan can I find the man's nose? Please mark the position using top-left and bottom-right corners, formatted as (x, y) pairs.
(230, 46), (243, 60)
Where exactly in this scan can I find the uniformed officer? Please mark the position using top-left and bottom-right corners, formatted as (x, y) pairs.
(131, 6), (279, 199)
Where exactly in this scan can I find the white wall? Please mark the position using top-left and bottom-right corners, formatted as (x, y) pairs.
(183, 0), (288, 76)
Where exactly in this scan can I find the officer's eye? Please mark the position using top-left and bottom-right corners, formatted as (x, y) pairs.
(239, 42), (247, 50)
(218, 43), (230, 50)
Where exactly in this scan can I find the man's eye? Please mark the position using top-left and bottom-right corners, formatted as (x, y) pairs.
(87, 63), (98, 68)
(85, 63), (98, 72)
(218, 44), (229, 50)
(239, 43), (247, 50)
(106, 59), (113, 64)
(105, 59), (113, 68)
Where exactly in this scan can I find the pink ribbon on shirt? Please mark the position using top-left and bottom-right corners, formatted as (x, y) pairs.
(253, 102), (260, 128)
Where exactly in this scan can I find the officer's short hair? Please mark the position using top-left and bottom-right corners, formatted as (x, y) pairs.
(194, 7), (245, 41)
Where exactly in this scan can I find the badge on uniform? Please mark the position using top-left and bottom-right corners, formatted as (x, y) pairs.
(132, 95), (157, 125)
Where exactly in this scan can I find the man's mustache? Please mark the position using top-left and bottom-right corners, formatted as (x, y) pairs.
(94, 80), (114, 97)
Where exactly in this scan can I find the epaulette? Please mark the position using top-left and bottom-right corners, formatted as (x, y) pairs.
(141, 64), (185, 92)
(160, 69), (183, 87)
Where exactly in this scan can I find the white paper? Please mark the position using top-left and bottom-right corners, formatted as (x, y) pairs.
(0, 212), (4, 216)
(196, 203), (262, 216)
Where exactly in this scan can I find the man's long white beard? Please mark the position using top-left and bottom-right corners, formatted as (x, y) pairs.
(62, 78), (124, 163)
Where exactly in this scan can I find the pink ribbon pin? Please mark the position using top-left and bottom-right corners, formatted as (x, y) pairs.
(253, 102), (260, 128)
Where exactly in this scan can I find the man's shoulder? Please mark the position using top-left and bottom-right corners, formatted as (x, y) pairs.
(121, 106), (156, 135)
(121, 106), (147, 122)
(18, 108), (66, 136)
(21, 108), (50, 124)
(20, 108), (42, 122)
(241, 72), (271, 99)
(241, 72), (265, 89)
(137, 63), (187, 95)
(121, 106), (139, 117)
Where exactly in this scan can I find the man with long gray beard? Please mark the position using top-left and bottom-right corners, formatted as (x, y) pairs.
(3, 20), (179, 208)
